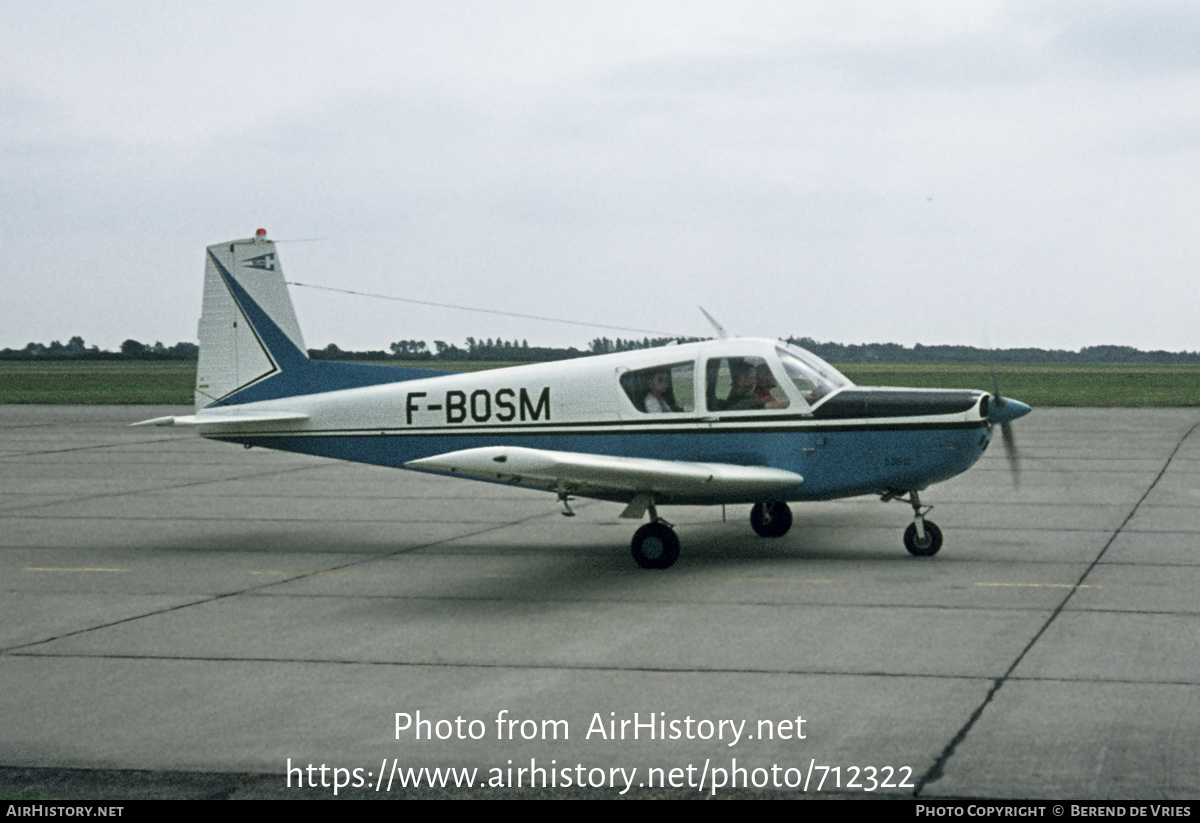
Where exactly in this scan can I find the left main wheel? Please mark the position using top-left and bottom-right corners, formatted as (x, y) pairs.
(631, 522), (680, 569)
(750, 501), (793, 538)
(903, 521), (943, 557)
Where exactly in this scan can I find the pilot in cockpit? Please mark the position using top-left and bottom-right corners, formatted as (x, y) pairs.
(723, 360), (766, 411)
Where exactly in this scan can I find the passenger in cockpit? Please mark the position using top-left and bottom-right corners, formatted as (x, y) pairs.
(754, 363), (789, 409)
(643, 369), (678, 413)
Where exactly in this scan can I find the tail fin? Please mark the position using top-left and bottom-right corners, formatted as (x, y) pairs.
(196, 230), (308, 409)
(195, 230), (450, 410)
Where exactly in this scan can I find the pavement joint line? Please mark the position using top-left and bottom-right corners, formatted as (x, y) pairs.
(0, 650), (998, 679)
(0, 435), (186, 459)
(0, 595), (217, 656)
(912, 415), (1200, 797)
(0, 544), (1140, 559)
(0, 585), (1077, 612)
(973, 582), (1101, 589)
(263, 595), (1060, 612)
(728, 577), (847, 584)
(0, 462), (343, 516)
(6, 653), (1200, 687)
(217, 596), (1197, 618)
(0, 502), (584, 655)
(217, 502), (598, 598)
(1007, 674), (1200, 686)
(0, 512), (1133, 533)
(1052, 607), (1200, 617)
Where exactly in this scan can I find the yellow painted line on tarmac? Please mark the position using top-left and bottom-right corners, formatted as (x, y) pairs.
(24, 567), (131, 572)
(975, 582), (1102, 589)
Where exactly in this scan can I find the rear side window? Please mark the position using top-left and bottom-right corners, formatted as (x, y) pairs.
(620, 362), (695, 413)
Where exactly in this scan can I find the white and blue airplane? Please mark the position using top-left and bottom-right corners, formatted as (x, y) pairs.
(136, 230), (1031, 569)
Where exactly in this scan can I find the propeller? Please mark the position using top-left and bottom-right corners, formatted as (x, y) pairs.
(987, 376), (1031, 488)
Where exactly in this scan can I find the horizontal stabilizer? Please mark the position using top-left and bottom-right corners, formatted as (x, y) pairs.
(131, 410), (308, 430)
(405, 446), (803, 501)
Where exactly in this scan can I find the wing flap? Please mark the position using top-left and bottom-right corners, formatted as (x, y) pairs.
(405, 446), (803, 499)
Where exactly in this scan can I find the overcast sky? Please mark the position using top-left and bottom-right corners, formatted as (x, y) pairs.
(3, 1), (1198, 353)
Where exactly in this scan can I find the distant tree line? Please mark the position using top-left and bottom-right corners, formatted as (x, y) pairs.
(310, 337), (588, 362)
(0, 337), (198, 361)
(784, 337), (1200, 364)
(5, 334), (1199, 364)
(587, 336), (709, 354)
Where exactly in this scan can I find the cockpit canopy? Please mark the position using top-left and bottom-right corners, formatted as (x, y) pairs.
(618, 341), (851, 415)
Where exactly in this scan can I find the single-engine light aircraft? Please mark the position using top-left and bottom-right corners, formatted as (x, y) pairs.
(135, 231), (1031, 569)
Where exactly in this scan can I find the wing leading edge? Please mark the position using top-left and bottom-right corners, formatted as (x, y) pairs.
(404, 446), (803, 506)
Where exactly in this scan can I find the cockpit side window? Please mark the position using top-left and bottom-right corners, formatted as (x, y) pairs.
(705, 357), (790, 412)
(620, 362), (695, 413)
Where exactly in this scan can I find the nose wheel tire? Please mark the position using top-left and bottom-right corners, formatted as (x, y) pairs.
(904, 521), (943, 557)
(631, 522), (681, 569)
(750, 501), (793, 538)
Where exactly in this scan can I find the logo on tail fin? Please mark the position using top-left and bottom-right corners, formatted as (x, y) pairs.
(243, 252), (277, 271)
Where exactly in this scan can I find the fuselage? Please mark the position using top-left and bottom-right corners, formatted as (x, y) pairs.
(203, 338), (993, 505)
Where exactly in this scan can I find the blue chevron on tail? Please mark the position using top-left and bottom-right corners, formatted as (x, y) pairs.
(195, 229), (448, 409)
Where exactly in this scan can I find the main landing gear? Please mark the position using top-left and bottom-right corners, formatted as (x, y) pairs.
(626, 491), (943, 567)
(631, 521), (680, 569)
(624, 494), (681, 571)
(629, 499), (797, 569)
(882, 489), (943, 557)
(750, 501), (793, 538)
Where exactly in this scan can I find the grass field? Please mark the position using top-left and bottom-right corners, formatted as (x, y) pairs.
(1, 360), (1198, 406)
(837, 363), (1200, 407)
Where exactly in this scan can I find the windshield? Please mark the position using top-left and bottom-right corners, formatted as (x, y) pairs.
(776, 344), (851, 404)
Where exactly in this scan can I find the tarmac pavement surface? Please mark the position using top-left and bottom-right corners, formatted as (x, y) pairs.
(1, 405), (1197, 800)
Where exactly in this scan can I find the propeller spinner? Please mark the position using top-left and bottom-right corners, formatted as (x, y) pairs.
(987, 377), (1032, 488)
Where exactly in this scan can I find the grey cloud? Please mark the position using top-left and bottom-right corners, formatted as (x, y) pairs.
(1050, 2), (1200, 74)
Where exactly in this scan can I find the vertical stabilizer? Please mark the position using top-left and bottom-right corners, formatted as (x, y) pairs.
(196, 230), (307, 409)
(194, 230), (451, 410)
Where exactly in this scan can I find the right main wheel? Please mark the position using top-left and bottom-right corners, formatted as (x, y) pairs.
(903, 521), (943, 557)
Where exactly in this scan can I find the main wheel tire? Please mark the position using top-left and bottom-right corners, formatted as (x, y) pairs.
(631, 522), (681, 569)
(750, 501), (793, 538)
(904, 521), (943, 556)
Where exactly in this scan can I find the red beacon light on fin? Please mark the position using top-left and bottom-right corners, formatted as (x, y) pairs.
(255, 228), (267, 237)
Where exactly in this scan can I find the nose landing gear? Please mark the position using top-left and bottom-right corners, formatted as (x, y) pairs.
(903, 519), (943, 556)
(883, 489), (943, 557)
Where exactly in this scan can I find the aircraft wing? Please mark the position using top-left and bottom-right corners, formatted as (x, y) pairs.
(404, 446), (803, 506)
